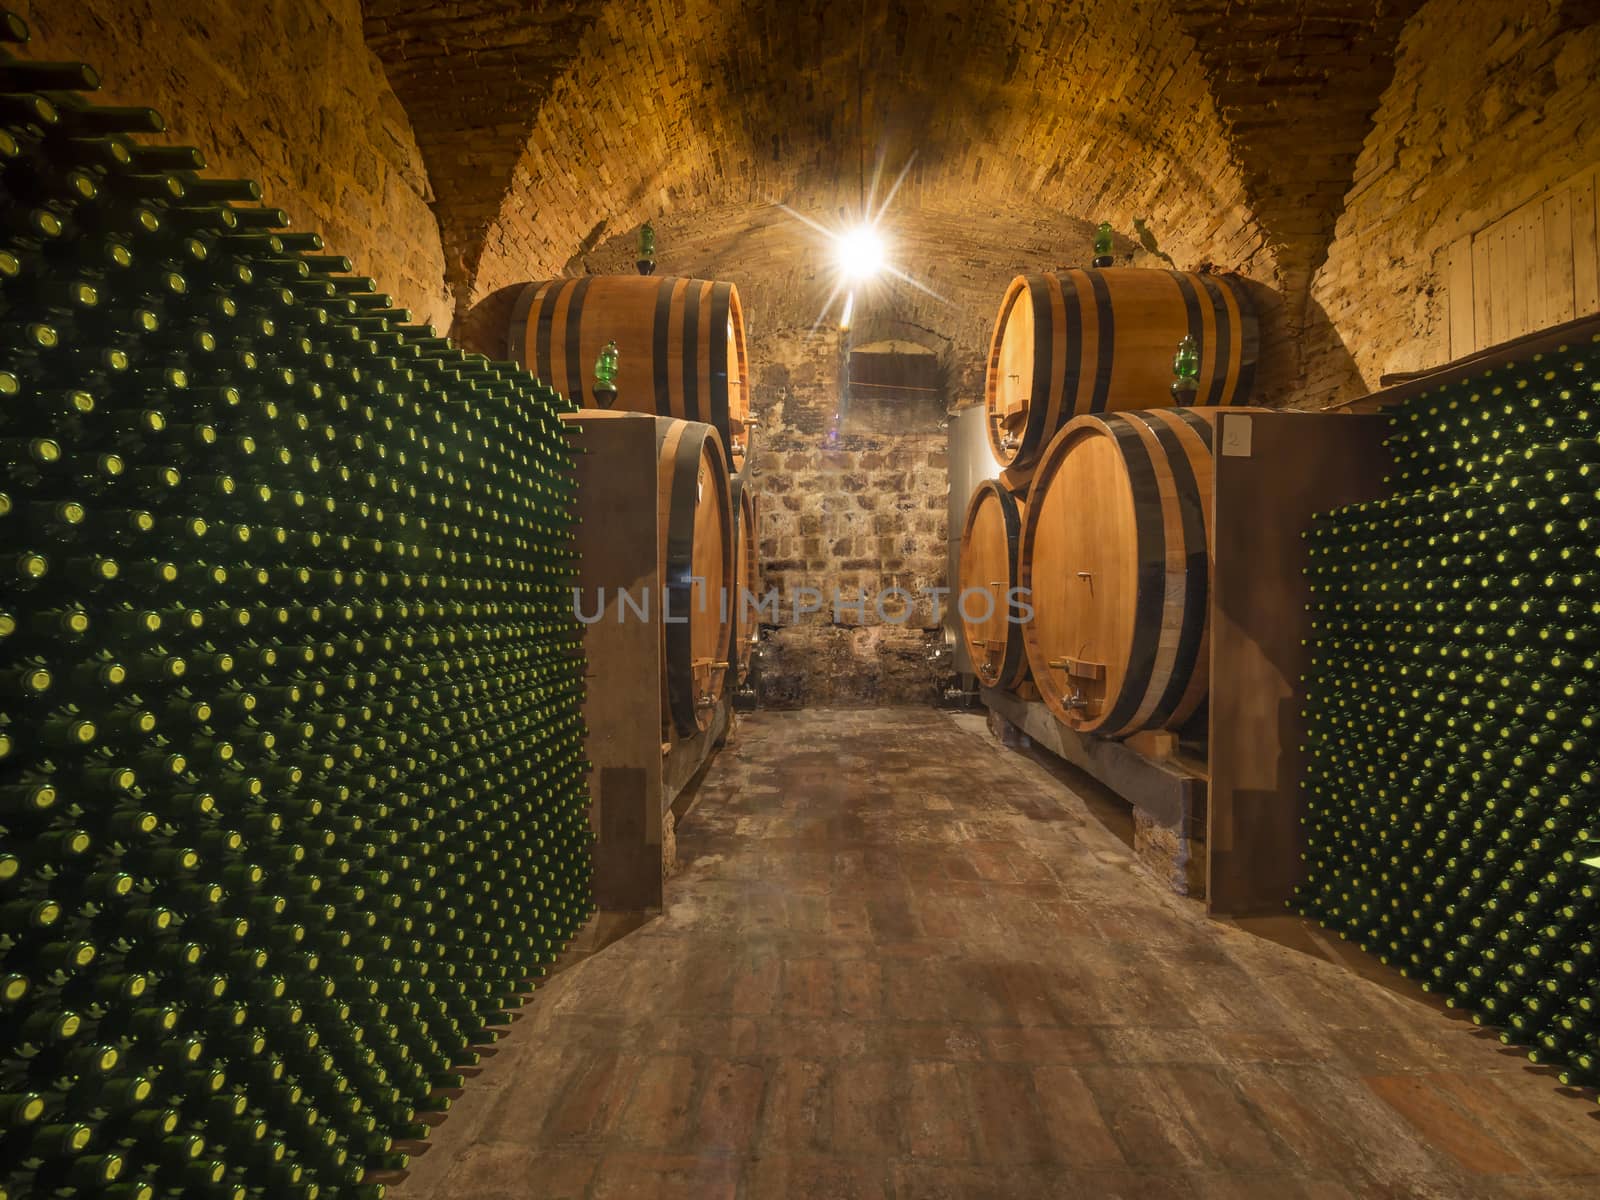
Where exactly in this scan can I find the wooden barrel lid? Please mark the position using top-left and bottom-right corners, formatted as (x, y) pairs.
(652, 417), (734, 736)
(957, 480), (1027, 690)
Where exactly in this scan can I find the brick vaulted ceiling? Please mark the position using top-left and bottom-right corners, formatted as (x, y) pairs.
(1169, 0), (1422, 300)
(361, 0), (1417, 340)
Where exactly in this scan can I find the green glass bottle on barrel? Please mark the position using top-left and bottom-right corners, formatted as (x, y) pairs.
(1091, 220), (1114, 269)
(1170, 334), (1199, 404)
(635, 219), (656, 276)
(592, 339), (619, 408)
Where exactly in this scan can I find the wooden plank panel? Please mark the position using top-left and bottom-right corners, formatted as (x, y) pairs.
(1523, 200), (1548, 334)
(1446, 236), (1475, 359)
(1472, 233), (1493, 352)
(1488, 224), (1511, 343)
(1574, 169), (1599, 318)
(1545, 189), (1576, 326)
(1505, 213), (1528, 339)
(1207, 412), (1393, 916)
(1328, 314), (1600, 413)
(565, 411), (667, 911)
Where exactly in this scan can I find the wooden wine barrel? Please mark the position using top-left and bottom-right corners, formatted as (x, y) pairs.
(509, 276), (751, 472)
(1019, 406), (1259, 738)
(729, 475), (760, 684)
(985, 269), (1257, 491)
(956, 481), (1028, 690)
(583, 412), (734, 735)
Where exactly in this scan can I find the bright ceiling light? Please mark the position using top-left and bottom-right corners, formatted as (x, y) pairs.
(835, 225), (887, 282)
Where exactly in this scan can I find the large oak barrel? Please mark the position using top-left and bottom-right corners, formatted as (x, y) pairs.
(729, 477), (761, 684)
(509, 276), (751, 472)
(579, 413), (735, 736)
(1019, 407), (1256, 737)
(985, 269), (1257, 491)
(956, 480), (1028, 690)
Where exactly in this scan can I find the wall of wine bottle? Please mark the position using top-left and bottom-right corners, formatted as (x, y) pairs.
(1297, 332), (1600, 1089)
(0, 13), (592, 1200)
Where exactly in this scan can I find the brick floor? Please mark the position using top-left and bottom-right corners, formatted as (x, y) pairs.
(392, 709), (1600, 1199)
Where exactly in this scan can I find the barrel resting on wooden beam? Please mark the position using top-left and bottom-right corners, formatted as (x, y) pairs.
(981, 687), (1206, 897)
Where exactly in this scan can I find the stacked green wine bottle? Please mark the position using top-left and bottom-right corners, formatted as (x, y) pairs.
(1297, 332), (1600, 1087)
(0, 15), (593, 1200)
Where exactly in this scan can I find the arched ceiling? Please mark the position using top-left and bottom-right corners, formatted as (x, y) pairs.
(1168, 0), (1421, 299)
(362, 0), (1417, 343)
(360, 0), (609, 297)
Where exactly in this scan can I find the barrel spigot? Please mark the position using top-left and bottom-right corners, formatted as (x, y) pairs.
(1000, 434), (1020, 450)
(1063, 687), (1089, 711)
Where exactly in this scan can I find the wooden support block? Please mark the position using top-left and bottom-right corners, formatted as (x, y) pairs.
(1046, 656), (1105, 680)
(1125, 730), (1179, 762)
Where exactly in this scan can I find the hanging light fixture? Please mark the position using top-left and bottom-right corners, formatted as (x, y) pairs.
(835, 224), (887, 282)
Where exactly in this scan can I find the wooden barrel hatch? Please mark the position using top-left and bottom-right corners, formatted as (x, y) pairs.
(510, 276), (751, 472)
(986, 269), (1257, 490)
(1020, 407), (1252, 738)
(730, 475), (760, 684)
(957, 481), (1028, 691)
(655, 417), (734, 735)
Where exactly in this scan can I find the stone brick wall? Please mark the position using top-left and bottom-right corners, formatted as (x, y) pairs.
(1301, 0), (1600, 407)
(748, 327), (951, 706)
(22, 0), (451, 328)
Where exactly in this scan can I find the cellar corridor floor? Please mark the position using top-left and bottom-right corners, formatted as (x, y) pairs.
(392, 708), (1600, 1199)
